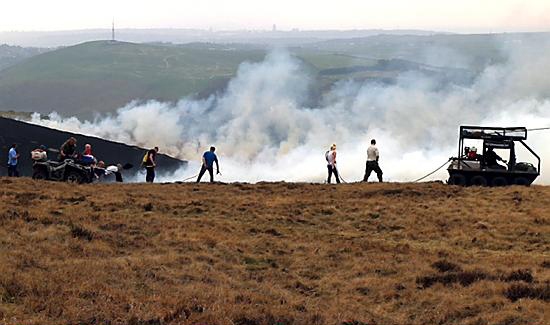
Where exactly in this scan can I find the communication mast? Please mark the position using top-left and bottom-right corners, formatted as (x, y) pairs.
(112, 18), (115, 41)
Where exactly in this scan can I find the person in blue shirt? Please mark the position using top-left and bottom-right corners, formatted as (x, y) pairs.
(196, 146), (220, 183)
(7, 143), (20, 177)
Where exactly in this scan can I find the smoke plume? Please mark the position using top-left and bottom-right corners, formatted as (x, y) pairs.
(30, 39), (550, 183)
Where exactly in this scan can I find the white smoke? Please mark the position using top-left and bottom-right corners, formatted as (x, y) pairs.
(30, 41), (550, 184)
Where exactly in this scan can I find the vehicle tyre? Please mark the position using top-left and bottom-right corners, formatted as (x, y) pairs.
(66, 171), (83, 184)
(513, 177), (530, 186)
(470, 175), (488, 187)
(448, 174), (467, 186)
(32, 168), (48, 180)
(491, 177), (508, 187)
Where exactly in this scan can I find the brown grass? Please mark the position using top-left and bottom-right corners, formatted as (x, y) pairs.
(0, 178), (548, 325)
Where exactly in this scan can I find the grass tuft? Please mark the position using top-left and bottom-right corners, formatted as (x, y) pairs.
(503, 283), (550, 302)
(69, 224), (94, 241)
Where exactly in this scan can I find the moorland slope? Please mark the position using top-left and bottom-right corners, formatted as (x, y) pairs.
(0, 179), (548, 325)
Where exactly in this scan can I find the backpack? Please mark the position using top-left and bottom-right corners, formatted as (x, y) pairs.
(140, 151), (149, 168)
(325, 151), (330, 162)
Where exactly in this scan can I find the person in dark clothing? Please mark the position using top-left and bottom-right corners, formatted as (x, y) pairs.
(485, 148), (506, 169)
(59, 137), (77, 161)
(197, 146), (220, 183)
(144, 147), (158, 183)
(114, 168), (123, 182)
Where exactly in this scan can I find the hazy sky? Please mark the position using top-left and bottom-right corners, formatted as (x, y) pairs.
(1, 0), (549, 32)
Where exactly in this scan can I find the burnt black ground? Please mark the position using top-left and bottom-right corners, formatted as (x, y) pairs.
(0, 117), (185, 177)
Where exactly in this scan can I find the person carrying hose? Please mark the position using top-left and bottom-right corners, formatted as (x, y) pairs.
(326, 144), (340, 184)
(196, 146), (220, 183)
(363, 139), (383, 182)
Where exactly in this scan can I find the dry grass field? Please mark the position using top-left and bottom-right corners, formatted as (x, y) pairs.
(0, 177), (548, 325)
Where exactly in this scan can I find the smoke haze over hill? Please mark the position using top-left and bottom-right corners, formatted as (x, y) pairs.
(30, 38), (550, 184)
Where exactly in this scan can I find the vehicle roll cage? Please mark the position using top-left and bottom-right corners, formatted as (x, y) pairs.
(457, 126), (540, 175)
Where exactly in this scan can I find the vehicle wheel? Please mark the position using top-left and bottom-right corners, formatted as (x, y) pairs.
(470, 175), (488, 187)
(491, 177), (508, 187)
(32, 169), (48, 180)
(66, 171), (83, 184)
(448, 174), (466, 186)
(513, 177), (530, 186)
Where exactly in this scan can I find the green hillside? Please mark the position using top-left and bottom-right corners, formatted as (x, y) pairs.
(0, 44), (49, 71)
(303, 34), (507, 70)
(0, 37), (478, 118)
(0, 41), (266, 118)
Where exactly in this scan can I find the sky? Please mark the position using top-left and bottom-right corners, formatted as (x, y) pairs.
(1, 0), (549, 33)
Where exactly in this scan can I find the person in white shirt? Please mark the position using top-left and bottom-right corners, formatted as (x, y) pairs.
(105, 164), (123, 182)
(96, 161), (124, 182)
(363, 139), (383, 182)
(325, 144), (340, 184)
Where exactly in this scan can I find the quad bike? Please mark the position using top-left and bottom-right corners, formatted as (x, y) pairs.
(32, 159), (94, 184)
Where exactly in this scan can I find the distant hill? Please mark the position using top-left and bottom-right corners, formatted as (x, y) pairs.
(0, 38), (477, 119)
(304, 32), (550, 70)
(0, 28), (443, 47)
(0, 44), (49, 71)
(0, 41), (266, 118)
(304, 34), (504, 71)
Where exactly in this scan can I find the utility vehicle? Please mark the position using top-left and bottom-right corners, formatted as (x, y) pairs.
(448, 126), (540, 186)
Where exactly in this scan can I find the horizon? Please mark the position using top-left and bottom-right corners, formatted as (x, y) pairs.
(1, 1), (549, 34)
(1, 27), (550, 34)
